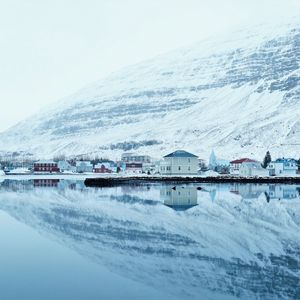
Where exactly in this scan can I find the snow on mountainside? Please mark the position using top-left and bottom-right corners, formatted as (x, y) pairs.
(1, 20), (300, 159)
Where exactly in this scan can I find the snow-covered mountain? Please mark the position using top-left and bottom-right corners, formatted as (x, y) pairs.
(1, 20), (300, 159)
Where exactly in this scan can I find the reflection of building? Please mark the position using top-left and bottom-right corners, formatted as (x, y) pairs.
(267, 185), (300, 201)
(230, 183), (300, 202)
(33, 179), (60, 187)
(161, 186), (198, 211)
(160, 150), (198, 175)
(230, 184), (268, 200)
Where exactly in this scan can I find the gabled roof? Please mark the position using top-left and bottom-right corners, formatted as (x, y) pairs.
(164, 150), (198, 158)
(230, 158), (257, 164)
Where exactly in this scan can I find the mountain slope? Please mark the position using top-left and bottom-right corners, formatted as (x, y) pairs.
(1, 21), (300, 159)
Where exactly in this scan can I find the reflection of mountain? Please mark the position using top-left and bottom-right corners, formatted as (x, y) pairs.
(0, 183), (300, 299)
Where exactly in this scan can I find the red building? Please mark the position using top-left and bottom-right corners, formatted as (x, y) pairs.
(34, 161), (60, 173)
(94, 163), (113, 173)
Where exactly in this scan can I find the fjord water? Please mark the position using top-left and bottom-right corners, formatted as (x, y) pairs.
(0, 179), (299, 300)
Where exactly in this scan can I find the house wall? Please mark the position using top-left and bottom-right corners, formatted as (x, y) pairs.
(76, 164), (93, 173)
(160, 157), (198, 175)
(268, 162), (297, 176)
(229, 163), (241, 175)
(239, 165), (268, 177)
(94, 167), (112, 173)
(34, 163), (59, 173)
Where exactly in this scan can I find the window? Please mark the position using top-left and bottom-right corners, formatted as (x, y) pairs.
(178, 166), (181, 171)
(188, 167), (190, 171)
(188, 158), (190, 163)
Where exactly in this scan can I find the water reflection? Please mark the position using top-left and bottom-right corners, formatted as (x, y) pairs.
(0, 179), (300, 299)
(161, 186), (198, 211)
(229, 183), (300, 202)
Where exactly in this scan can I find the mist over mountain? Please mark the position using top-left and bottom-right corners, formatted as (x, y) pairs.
(1, 20), (300, 159)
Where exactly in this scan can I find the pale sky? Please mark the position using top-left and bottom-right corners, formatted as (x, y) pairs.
(1, 0), (300, 132)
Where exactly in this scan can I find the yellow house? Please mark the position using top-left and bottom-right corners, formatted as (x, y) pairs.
(160, 150), (198, 175)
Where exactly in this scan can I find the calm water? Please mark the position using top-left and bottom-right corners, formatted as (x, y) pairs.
(0, 179), (300, 300)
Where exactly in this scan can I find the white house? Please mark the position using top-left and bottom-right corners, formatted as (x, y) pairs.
(76, 161), (93, 173)
(267, 158), (298, 176)
(239, 161), (268, 177)
(58, 161), (76, 173)
(159, 150), (198, 175)
(229, 158), (257, 175)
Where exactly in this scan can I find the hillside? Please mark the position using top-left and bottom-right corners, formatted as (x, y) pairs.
(1, 21), (300, 160)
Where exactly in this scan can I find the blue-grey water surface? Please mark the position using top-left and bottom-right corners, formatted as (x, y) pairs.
(0, 179), (299, 300)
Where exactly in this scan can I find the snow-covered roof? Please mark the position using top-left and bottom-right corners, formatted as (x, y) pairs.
(34, 160), (56, 164)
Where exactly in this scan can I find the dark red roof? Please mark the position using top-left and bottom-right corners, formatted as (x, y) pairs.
(230, 158), (257, 164)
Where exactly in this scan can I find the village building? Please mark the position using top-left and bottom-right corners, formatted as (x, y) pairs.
(267, 158), (298, 176)
(239, 161), (268, 177)
(33, 160), (60, 173)
(159, 150), (198, 175)
(76, 161), (93, 173)
(125, 162), (143, 173)
(121, 153), (151, 164)
(94, 162), (117, 173)
(58, 160), (75, 173)
(141, 162), (156, 174)
(229, 158), (257, 175)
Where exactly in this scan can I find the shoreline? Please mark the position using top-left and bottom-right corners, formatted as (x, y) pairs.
(84, 175), (300, 187)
